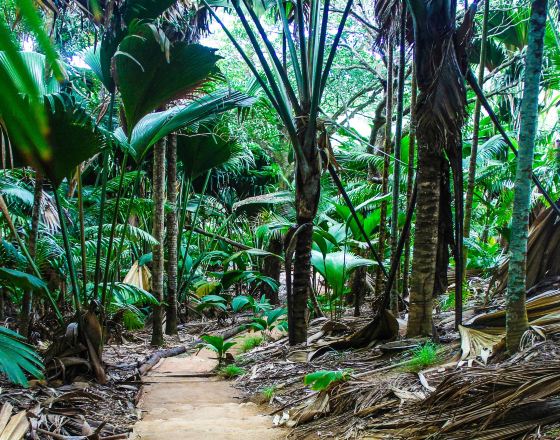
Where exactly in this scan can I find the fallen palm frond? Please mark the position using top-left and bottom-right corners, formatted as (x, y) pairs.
(459, 288), (560, 359)
(0, 403), (29, 440)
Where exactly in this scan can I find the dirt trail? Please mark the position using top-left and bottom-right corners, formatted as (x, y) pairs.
(131, 342), (285, 440)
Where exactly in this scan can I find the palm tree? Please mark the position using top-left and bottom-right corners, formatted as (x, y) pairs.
(205, 0), (355, 344)
(506, 0), (548, 353)
(405, 0), (472, 336)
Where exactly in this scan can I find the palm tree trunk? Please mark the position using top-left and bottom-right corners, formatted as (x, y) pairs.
(506, 0), (547, 353)
(289, 122), (321, 345)
(390, 9), (407, 314)
(165, 134), (178, 335)
(151, 138), (166, 346)
(403, 63), (418, 295)
(463, 0), (490, 276)
(407, 145), (441, 336)
(20, 172), (43, 337)
(375, 45), (394, 295)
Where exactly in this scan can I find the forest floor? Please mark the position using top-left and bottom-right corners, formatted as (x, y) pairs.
(4, 279), (560, 439)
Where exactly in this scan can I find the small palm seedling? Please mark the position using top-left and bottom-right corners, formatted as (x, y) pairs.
(219, 364), (245, 379)
(304, 369), (352, 391)
(245, 308), (288, 334)
(404, 342), (440, 372)
(240, 335), (264, 353)
(194, 294), (228, 313)
(231, 295), (272, 314)
(197, 334), (236, 366)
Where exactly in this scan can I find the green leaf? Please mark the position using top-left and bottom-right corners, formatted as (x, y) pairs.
(231, 295), (253, 313)
(303, 370), (351, 391)
(311, 250), (375, 297)
(0, 326), (44, 387)
(115, 24), (221, 133)
(122, 0), (177, 24)
(127, 89), (254, 161)
(177, 124), (241, 179)
(6, 94), (108, 187)
(0, 267), (46, 291)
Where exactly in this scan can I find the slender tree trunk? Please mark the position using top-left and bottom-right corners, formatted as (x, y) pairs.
(351, 266), (368, 316)
(390, 9), (407, 314)
(403, 63), (418, 295)
(463, 0), (490, 276)
(20, 172), (43, 337)
(165, 134), (178, 335)
(407, 145), (441, 336)
(367, 99), (386, 180)
(261, 234), (282, 304)
(506, 0), (547, 353)
(375, 45), (394, 295)
(151, 139), (166, 346)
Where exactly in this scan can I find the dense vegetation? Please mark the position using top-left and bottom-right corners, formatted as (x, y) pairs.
(1, 0), (560, 437)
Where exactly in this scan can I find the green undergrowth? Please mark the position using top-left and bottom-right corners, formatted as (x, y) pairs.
(240, 335), (264, 353)
(403, 342), (441, 372)
(261, 385), (277, 400)
(218, 364), (245, 378)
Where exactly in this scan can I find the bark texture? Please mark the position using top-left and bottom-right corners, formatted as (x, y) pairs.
(165, 134), (178, 335)
(506, 0), (547, 353)
(151, 139), (166, 346)
(289, 120), (321, 345)
(407, 145), (441, 336)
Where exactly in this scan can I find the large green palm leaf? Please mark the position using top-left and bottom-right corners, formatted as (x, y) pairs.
(114, 23), (221, 133)
(118, 89), (255, 161)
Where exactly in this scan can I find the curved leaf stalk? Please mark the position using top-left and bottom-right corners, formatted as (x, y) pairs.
(101, 152), (129, 311)
(177, 170), (211, 292)
(93, 92), (115, 296)
(0, 194), (63, 324)
(107, 162), (145, 301)
(53, 186), (81, 310)
(77, 166), (88, 302)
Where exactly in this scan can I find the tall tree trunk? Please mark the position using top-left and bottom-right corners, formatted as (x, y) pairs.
(289, 122), (321, 345)
(463, 0), (489, 276)
(261, 234), (282, 305)
(165, 134), (178, 335)
(506, 0), (547, 353)
(151, 139), (166, 346)
(390, 8), (407, 314)
(405, 0), (468, 336)
(20, 172), (43, 337)
(403, 63), (418, 295)
(375, 45), (394, 295)
(407, 145), (441, 336)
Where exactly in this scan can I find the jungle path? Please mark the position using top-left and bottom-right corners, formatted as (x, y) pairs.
(131, 338), (285, 440)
